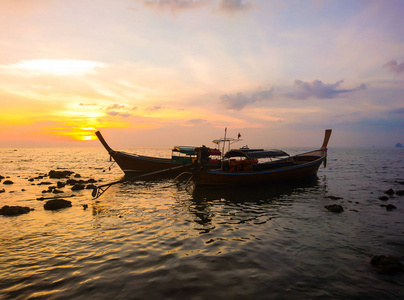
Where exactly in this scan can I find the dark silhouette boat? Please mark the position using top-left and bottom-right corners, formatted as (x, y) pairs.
(95, 131), (221, 176)
(191, 129), (332, 186)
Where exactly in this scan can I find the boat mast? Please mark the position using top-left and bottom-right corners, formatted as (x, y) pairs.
(222, 127), (227, 160)
(221, 128), (227, 169)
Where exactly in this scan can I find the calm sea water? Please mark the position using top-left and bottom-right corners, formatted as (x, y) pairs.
(0, 147), (403, 299)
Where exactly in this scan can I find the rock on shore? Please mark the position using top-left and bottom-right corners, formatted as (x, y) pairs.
(325, 204), (344, 213)
(44, 199), (72, 210)
(0, 205), (32, 216)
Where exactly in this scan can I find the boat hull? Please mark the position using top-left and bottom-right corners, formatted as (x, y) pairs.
(111, 151), (191, 175)
(194, 150), (327, 186)
(95, 131), (219, 175)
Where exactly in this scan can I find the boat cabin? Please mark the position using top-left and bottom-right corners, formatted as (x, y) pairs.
(221, 149), (291, 172)
(172, 146), (221, 165)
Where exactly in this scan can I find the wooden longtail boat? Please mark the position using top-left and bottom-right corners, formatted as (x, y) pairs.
(95, 131), (221, 175)
(192, 129), (332, 186)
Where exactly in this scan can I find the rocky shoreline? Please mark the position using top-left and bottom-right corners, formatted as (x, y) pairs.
(1, 169), (100, 215)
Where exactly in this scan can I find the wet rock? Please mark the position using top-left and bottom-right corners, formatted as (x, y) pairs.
(44, 199), (72, 210)
(378, 196), (389, 201)
(386, 204), (397, 211)
(52, 189), (64, 194)
(371, 255), (403, 274)
(0, 189), (5, 193)
(3, 180), (14, 185)
(87, 178), (97, 183)
(74, 173), (81, 178)
(326, 196), (343, 200)
(324, 204), (344, 213)
(57, 181), (66, 188)
(0, 205), (32, 216)
(86, 184), (96, 190)
(384, 188), (395, 195)
(0, 175), (4, 180)
(38, 182), (52, 185)
(48, 170), (74, 179)
(66, 179), (80, 185)
(83, 204), (88, 210)
(396, 190), (404, 196)
(71, 184), (85, 191)
(28, 178), (34, 182)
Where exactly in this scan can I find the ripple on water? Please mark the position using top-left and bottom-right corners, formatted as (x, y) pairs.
(0, 148), (403, 299)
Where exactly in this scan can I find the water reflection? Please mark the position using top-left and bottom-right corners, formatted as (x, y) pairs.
(187, 177), (320, 235)
(191, 176), (320, 203)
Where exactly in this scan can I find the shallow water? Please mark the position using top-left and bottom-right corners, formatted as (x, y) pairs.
(0, 147), (403, 299)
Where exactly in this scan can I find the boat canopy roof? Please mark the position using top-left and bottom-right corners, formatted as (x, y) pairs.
(172, 146), (196, 155)
(224, 149), (289, 159)
(172, 146), (221, 156)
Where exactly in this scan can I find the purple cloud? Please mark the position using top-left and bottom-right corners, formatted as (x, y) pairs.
(288, 80), (366, 100)
(143, 0), (207, 12)
(220, 88), (274, 110)
(105, 103), (131, 117)
(142, 0), (254, 13)
(186, 118), (207, 124)
(383, 59), (404, 74)
(107, 104), (125, 109)
(219, 0), (254, 13)
(107, 111), (131, 117)
(79, 103), (97, 106)
(147, 105), (163, 111)
(390, 107), (404, 114)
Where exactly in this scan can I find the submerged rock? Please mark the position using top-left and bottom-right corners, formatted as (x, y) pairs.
(44, 199), (72, 210)
(396, 190), (404, 196)
(48, 170), (74, 179)
(38, 181), (52, 185)
(378, 196), (389, 201)
(0, 189), (5, 193)
(325, 204), (344, 213)
(71, 184), (85, 191)
(371, 255), (403, 274)
(57, 181), (66, 188)
(326, 196), (343, 200)
(386, 204), (397, 211)
(3, 180), (14, 185)
(66, 179), (83, 185)
(0, 205), (32, 216)
(384, 188), (395, 195)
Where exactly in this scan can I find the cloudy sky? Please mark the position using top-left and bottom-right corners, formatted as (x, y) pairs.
(0, 0), (403, 148)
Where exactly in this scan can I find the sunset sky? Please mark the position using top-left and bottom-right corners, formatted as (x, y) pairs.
(1, 0), (403, 148)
